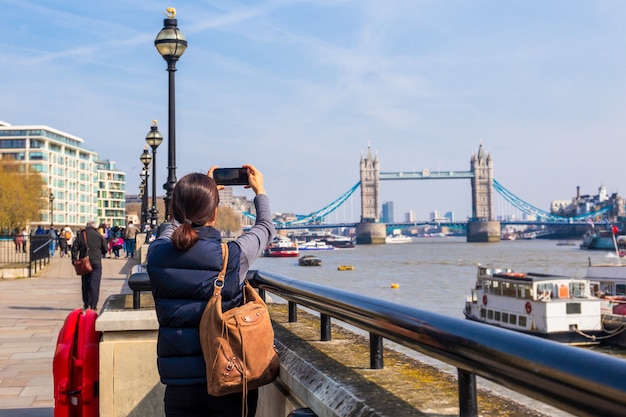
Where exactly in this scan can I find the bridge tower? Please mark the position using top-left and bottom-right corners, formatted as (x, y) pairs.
(470, 142), (493, 220)
(356, 147), (386, 244)
(467, 142), (500, 242)
(359, 147), (380, 222)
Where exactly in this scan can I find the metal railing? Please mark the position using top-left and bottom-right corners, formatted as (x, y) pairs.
(0, 234), (51, 276)
(247, 269), (626, 417)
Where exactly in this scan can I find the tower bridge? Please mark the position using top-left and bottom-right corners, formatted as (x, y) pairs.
(357, 142), (498, 243)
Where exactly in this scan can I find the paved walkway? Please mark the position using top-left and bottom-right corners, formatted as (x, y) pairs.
(0, 255), (140, 416)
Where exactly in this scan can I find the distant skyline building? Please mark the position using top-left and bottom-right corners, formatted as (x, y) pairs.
(0, 121), (126, 230)
(382, 201), (394, 223)
(405, 210), (415, 222)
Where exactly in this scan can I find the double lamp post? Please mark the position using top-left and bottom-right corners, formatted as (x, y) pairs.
(139, 9), (186, 231)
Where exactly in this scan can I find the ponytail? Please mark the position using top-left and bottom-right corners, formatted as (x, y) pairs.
(171, 222), (199, 251)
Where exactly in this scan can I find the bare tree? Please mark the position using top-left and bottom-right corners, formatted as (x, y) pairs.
(215, 206), (242, 237)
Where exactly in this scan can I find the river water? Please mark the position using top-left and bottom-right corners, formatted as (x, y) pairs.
(253, 237), (625, 416)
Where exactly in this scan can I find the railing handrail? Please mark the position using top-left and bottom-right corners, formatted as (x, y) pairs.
(248, 269), (626, 417)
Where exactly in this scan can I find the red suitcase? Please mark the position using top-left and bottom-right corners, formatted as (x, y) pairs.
(53, 308), (101, 417)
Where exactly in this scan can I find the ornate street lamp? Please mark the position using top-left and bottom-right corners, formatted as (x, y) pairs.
(155, 7), (187, 220)
(139, 146), (152, 230)
(48, 190), (55, 228)
(145, 121), (163, 228)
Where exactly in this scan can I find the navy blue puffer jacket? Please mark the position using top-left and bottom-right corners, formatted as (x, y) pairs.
(147, 226), (243, 386)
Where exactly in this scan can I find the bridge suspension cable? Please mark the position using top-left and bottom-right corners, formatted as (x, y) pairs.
(492, 179), (611, 221)
(243, 181), (361, 225)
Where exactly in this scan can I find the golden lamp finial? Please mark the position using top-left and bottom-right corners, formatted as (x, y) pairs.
(165, 7), (176, 18)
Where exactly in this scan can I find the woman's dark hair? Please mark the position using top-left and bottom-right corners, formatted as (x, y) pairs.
(170, 173), (220, 250)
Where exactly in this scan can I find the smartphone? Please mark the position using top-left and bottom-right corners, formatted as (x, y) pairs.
(213, 168), (249, 186)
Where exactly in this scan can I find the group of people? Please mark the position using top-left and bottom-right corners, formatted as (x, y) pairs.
(12, 228), (29, 253)
(46, 225), (75, 258)
(96, 221), (140, 259)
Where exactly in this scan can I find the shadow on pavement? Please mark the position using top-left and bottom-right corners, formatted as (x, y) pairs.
(0, 408), (52, 417)
(8, 306), (75, 312)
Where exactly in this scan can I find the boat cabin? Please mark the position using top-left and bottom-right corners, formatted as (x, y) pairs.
(466, 265), (603, 344)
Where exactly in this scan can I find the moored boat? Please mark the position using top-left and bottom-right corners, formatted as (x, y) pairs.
(583, 262), (626, 346)
(580, 228), (626, 251)
(298, 255), (322, 266)
(464, 265), (604, 345)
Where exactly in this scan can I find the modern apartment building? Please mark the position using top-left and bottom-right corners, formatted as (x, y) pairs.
(0, 121), (126, 230)
(96, 159), (126, 228)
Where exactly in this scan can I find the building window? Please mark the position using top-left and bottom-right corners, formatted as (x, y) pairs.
(0, 139), (26, 148)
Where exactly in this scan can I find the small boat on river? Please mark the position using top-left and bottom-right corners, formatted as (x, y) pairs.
(298, 255), (322, 266)
(464, 265), (605, 345)
(337, 265), (354, 271)
(298, 240), (334, 251)
(264, 238), (299, 258)
(385, 235), (412, 244)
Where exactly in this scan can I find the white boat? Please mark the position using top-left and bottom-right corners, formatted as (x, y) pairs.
(464, 265), (604, 345)
(385, 235), (412, 244)
(298, 240), (334, 251)
(583, 263), (626, 347)
(264, 237), (299, 258)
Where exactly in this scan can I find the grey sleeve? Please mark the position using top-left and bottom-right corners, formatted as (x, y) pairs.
(156, 219), (180, 241)
(235, 194), (276, 283)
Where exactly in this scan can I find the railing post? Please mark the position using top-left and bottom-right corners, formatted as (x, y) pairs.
(458, 369), (478, 417)
(320, 314), (331, 341)
(369, 333), (383, 369)
(288, 301), (298, 322)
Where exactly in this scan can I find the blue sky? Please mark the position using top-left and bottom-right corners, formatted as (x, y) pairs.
(3, 1), (626, 222)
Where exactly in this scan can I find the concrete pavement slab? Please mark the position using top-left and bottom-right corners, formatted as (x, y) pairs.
(0, 255), (139, 415)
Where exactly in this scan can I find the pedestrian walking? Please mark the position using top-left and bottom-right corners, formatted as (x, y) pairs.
(21, 228), (28, 253)
(71, 221), (108, 310)
(124, 221), (139, 258)
(49, 226), (59, 257)
(13, 228), (23, 253)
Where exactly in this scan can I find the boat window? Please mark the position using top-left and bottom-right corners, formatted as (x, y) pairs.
(617, 284), (626, 295)
(491, 280), (501, 295)
(570, 282), (586, 298)
(494, 311), (501, 322)
(483, 279), (492, 294)
(509, 314), (517, 325)
(536, 283), (553, 300)
(566, 303), (581, 314)
(518, 316), (527, 327)
(487, 310), (493, 320)
(503, 282), (516, 297)
(517, 284), (533, 300)
(480, 309), (486, 319)
(502, 312), (509, 323)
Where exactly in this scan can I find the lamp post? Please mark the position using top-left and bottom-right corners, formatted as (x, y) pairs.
(155, 8), (187, 220)
(139, 146), (152, 230)
(48, 190), (55, 228)
(145, 121), (163, 228)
